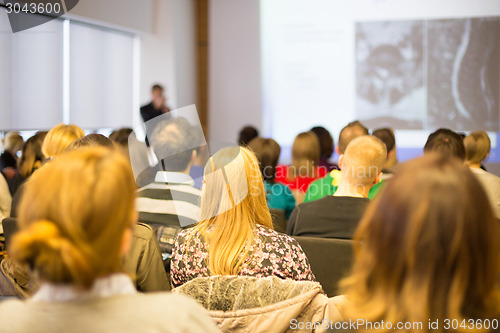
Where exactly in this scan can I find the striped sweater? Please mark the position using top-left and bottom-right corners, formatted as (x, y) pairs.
(137, 172), (201, 228)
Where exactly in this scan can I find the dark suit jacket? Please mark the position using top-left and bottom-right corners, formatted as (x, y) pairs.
(140, 102), (163, 123)
(286, 196), (370, 239)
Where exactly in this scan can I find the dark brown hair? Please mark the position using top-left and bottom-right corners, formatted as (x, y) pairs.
(248, 137), (281, 182)
(238, 126), (259, 146)
(372, 128), (396, 153)
(424, 128), (465, 161)
(18, 134), (45, 178)
(311, 126), (334, 159)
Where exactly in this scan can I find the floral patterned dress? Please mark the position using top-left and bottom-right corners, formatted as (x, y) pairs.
(170, 224), (316, 288)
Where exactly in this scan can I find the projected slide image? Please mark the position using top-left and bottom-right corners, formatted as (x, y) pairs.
(356, 17), (500, 131)
(356, 21), (425, 129)
(428, 18), (499, 131)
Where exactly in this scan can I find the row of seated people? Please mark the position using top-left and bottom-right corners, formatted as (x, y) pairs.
(0, 119), (498, 332)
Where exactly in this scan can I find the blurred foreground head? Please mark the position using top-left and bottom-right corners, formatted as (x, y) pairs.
(343, 153), (500, 330)
(11, 147), (136, 289)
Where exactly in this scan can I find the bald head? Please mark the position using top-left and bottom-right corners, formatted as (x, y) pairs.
(338, 121), (369, 154)
(341, 136), (387, 187)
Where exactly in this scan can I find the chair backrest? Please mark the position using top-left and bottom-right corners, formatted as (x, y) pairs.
(293, 236), (354, 297)
(2, 218), (19, 251)
(270, 209), (287, 233)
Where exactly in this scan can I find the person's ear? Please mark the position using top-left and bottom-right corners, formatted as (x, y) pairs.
(335, 146), (340, 155)
(388, 149), (394, 158)
(191, 149), (197, 162)
(338, 155), (344, 169)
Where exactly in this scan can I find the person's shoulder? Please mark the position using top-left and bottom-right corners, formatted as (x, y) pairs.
(256, 224), (298, 243)
(132, 223), (155, 241)
(0, 298), (29, 319)
(300, 195), (337, 209)
(472, 169), (500, 185)
(332, 196), (371, 207)
(176, 226), (199, 242)
(132, 293), (220, 332)
(128, 291), (200, 308)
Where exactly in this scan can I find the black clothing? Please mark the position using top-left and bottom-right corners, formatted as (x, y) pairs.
(140, 102), (163, 123)
(286, 196), (370, 239)
(0, 151), (16, 170)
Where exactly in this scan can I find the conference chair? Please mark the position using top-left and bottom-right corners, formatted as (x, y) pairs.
(293, 236), (354, 297)
(270, 209), (287, 233)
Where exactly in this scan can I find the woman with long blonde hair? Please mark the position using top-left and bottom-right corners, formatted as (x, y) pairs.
(0, 147), (220, 333)
(170, 146), (314, 288)
(337, 153), (500, 333)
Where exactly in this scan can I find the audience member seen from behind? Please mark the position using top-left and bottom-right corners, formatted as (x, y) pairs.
(108, 128), (156, 188)
(310, 126), (338, 172)
(109, 128), (134, 154)
(305, 120), (384, 202)
(10, 132), (47, 217)
(0, 131), (23, 172)
(464, 131), (500, 219)
(423, 128), (466, 160)
(238, 125), (259, 146)
(66, 134), (169, 292)
(287, 136), (386, 239)
(248, 138), (295, 219)
(9, 133), (45, 198)
(136, 117), (202, 228)
(372, 127), (398, 176)
(136, 117), (202, 264)
(275, 132), (327, 204)
(170, 146), (315, 288)
(41, 123), (85, 160)
(336, 154), (500, 333)
(0, 148), (220, 333)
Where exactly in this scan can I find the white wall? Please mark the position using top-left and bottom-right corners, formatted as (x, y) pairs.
(67, 0), (197, 135)
(68, 0), (154, 33)
(139, 0), (197, 113)
(172, 0), (197, 109)
(208, 0), (262, 144)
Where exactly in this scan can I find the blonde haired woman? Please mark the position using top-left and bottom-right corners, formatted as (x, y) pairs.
(464, 131), (500, 218)
(0, 148), (220, 333)
(170, 146), (314, 288)
(42, 123), (85, 159)
(337, 154), (500, 333)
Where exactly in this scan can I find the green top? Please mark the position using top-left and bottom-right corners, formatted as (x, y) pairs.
(304, 171), (385, 203)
